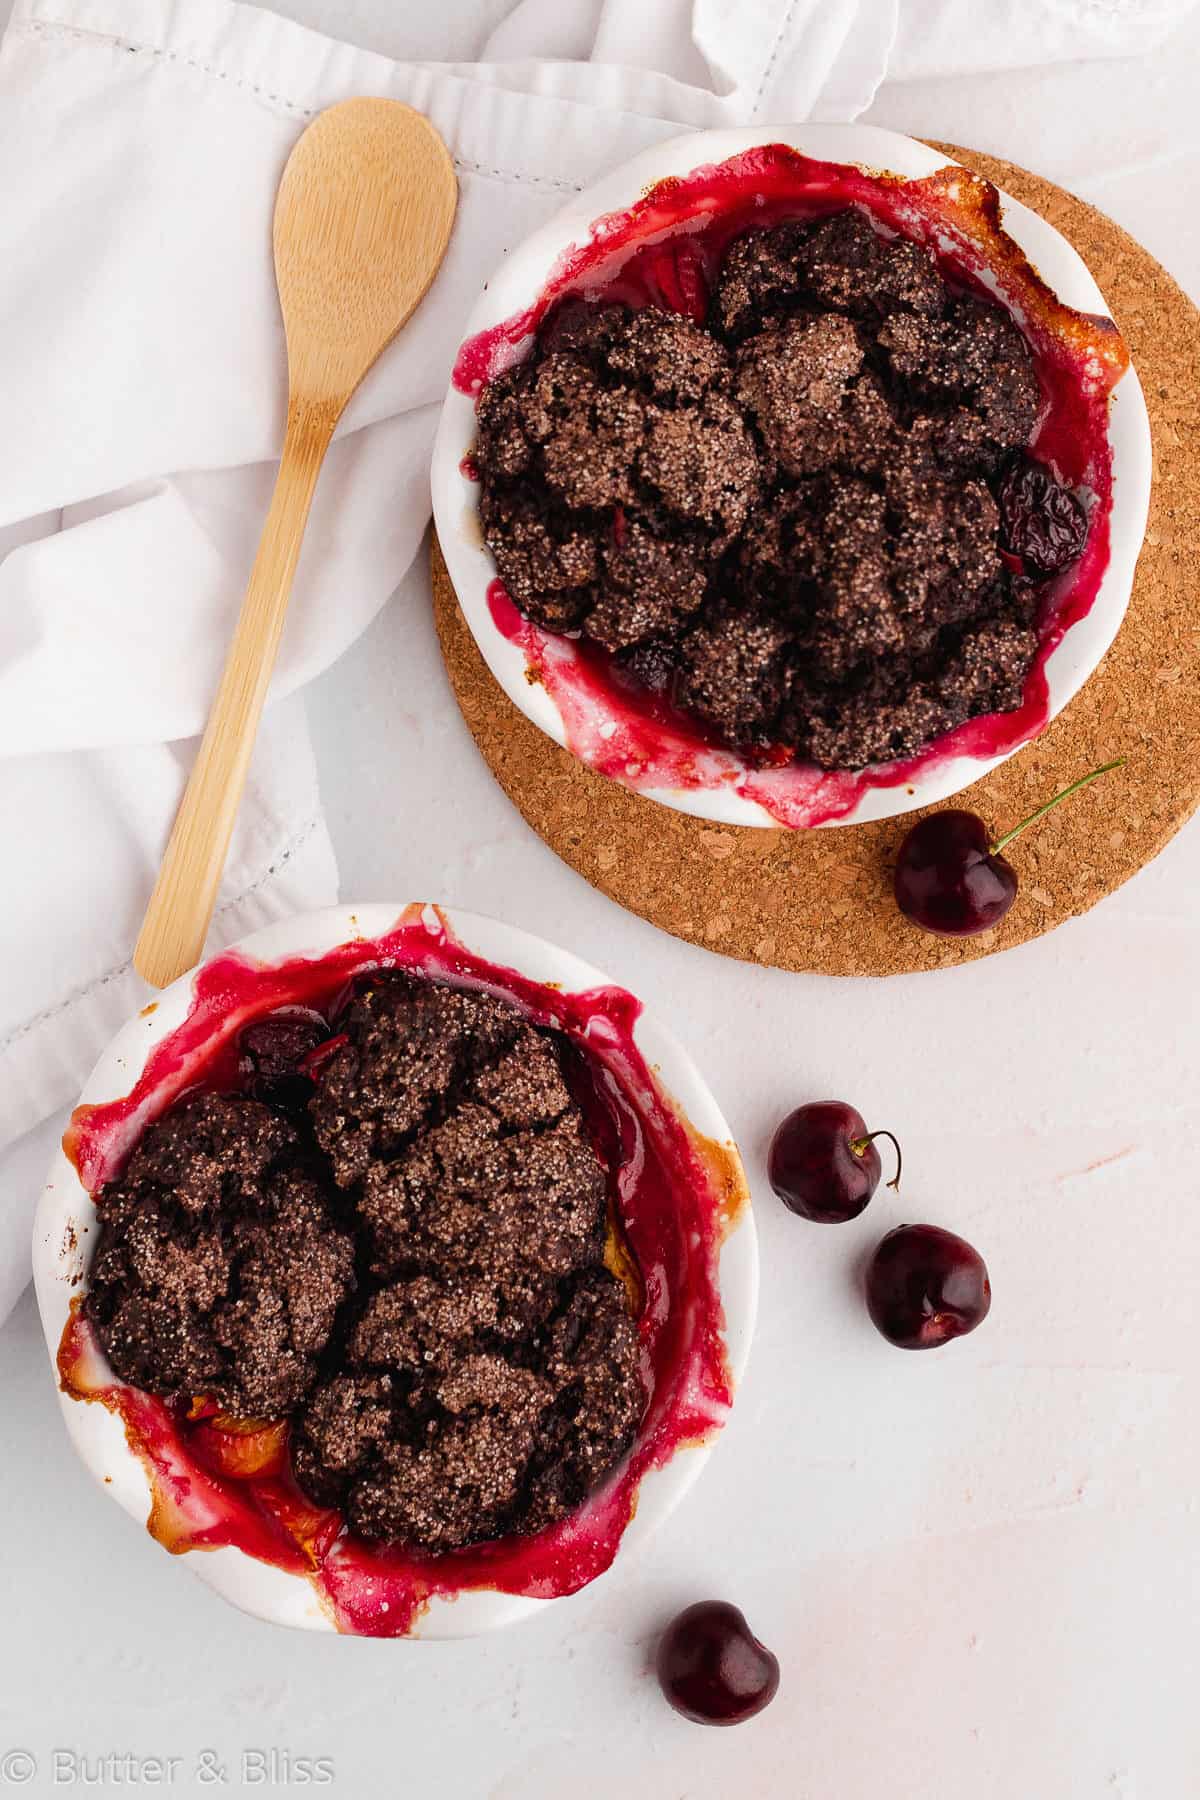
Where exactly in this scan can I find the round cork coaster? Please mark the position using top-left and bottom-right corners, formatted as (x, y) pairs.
(432, 145), (1199, 977)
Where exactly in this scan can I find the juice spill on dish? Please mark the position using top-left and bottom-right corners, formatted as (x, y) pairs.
(453, 146), (1127, 828)
(59, 906), (746, 1637)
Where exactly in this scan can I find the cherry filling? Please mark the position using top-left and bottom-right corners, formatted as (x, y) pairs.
(59, 908), (745, 1637)
(457, 146), (1127, 829)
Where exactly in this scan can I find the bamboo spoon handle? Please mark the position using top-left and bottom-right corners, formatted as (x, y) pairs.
(133, 403), (333, 988)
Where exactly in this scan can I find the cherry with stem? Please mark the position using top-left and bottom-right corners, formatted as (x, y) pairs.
(769, 1101), (902, 1223)
(894, 757), (1125, 938)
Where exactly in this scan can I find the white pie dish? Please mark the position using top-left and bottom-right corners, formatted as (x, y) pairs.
(432, 122), (1151, 830)
(33, 904), (756, 1638)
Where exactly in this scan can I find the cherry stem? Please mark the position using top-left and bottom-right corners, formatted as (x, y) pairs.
(989, 757), (1126, 857)
(849, 1130), (902, 1192)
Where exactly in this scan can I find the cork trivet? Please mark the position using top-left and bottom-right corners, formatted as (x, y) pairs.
(433, 146), (1199, 976)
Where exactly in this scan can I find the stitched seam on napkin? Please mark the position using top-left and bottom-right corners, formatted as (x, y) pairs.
(19, 17), (316, 114)
(0, 814), (322, 1052)
(453, 156), (581, 195)
(1077, 0), (1181, 14)
(18, 18), (590, 192)
(751, 0), (801, 117)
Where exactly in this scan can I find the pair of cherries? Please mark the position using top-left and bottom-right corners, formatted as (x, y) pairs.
(769, 1101), (991, 1350)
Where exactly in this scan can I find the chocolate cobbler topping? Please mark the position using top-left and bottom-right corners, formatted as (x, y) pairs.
(88, 1094), (355, 1418)
(86, 974), (645, 1555)
(475, 208), (1090, 770)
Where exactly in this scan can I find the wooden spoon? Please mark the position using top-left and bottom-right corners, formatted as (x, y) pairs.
(134, 98), (457, 988)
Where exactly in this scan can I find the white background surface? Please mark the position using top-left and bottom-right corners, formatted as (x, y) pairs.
(3, 4), (1200, 1797)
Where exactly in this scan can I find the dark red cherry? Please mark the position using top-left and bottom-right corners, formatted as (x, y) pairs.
(612, 638), (677, 697)
(238, 1010), (330, 1113)
(768, 1101), (901, 1223)
(865, 1224), (991, 1350)
(999, 459), (1088, 575)
(893, 809), (1016, 937)
(656, 1601), (780, 1725)
(894, 759), (1124, 937)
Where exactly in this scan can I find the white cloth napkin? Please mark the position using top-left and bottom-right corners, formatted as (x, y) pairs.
(0, 0), (1192, 1325)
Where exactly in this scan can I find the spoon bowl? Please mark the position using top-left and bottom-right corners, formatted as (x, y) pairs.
(275, 98), (458, 410)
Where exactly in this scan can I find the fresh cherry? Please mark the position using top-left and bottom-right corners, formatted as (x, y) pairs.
(893, 810), (1016, 936)
(894, 758), (1124, 937)
(656, 1601), (780, 1725)
(865, 1224), (991, 1350)
(768, 1101), (901, 1223)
